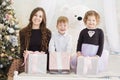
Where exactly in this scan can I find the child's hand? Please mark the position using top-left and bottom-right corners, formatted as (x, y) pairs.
(95, 55), (99, 57)
(77, 51), (82, 57)
(92, 55), (99, 58)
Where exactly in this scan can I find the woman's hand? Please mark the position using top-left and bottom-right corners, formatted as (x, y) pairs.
(77, 51), (82, 57)
(40, 51), (45, 54)
(23, 50), (29, 57)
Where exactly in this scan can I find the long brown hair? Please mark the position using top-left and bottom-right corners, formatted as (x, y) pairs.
(22, 7), (51, 52)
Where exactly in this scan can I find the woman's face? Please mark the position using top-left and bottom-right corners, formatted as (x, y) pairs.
(32, 10), (43, 26)
(86, 16), (97, 29)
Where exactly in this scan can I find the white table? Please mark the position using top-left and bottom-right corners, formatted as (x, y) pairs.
(13, 71), (120, 80)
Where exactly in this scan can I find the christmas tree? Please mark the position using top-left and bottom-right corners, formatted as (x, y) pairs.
(0, 0), (20, 79)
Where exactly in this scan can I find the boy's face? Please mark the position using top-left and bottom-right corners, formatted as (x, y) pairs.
(57, 22), (68, 35)
(86, 16), (97, 29)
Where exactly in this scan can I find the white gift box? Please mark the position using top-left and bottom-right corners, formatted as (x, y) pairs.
(49, 52), (70, 71)
(76, 56), (99, 75)
(25, 52), (47, 74)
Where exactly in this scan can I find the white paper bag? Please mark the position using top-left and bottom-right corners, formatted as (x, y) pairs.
(49, 52), (70, 70)
(25, 52), (47, 74)
(76, 56), (99, 75)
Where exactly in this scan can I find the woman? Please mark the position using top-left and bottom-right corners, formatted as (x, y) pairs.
(7, 7), (51, 80)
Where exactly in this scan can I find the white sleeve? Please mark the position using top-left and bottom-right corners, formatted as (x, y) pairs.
(66, 35), (73, 53)
(49, 34), (56, 53)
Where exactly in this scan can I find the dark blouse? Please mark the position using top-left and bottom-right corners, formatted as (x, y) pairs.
(77, 28), (104, 57)
(28, 29), (42, 51)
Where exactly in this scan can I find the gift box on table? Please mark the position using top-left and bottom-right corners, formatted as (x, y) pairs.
(25, 51), (47, 74)
(49, 52), (70, 71)
(76, 56), (99, 75)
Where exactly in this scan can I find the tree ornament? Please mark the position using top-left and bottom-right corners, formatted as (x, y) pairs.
(11, 48), (15, 51)
(0, 53), (5, 57)
(0, 64), (3, 68)
(8, 56), (13, 60)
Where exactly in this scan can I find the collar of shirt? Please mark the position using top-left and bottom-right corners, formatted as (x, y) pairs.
(56, 31), (68, 37)
(86, 28), (97, 31)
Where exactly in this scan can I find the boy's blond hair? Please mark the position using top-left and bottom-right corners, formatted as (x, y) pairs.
(57, 16), (69, 25)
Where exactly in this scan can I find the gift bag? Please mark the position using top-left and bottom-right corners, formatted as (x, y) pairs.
(25, 51), (47, 74)
(49, 52), (70, 71)
(76, 56), (99, 75)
